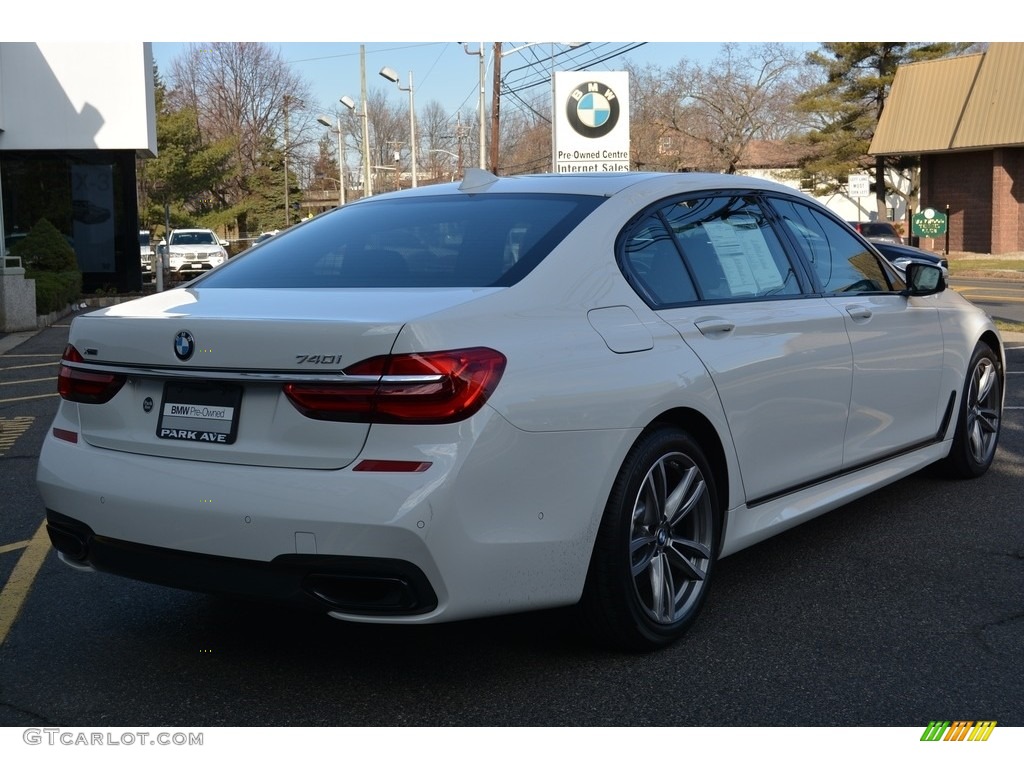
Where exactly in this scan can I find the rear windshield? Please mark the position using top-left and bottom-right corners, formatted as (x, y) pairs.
(195, 193), (605, 289)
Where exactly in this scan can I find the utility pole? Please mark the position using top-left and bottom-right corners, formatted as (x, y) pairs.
(283, 95), (291, 227)
(490, 42), (502, 174)
(456, 111), (465, 174)
(360, 45), (373, 197)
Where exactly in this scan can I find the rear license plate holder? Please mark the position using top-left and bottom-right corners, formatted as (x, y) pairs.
(157, 382), (242, 444)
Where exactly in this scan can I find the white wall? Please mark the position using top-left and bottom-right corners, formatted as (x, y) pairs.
(740, 168), (911, 223)
(0, 42), (156, 156)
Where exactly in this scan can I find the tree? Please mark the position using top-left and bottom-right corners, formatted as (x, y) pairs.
(667, 43), (808, 173)
(166, 42), (315, 232)
(795, 42), (975, 218)
(625, 44), (808, 174)
(625, 61), (688, 172)
(138, 66), (234, 237)
(496, 94), (551, 175)
(418, 100), (460, 183)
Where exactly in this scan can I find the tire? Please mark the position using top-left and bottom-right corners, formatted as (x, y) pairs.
(945, 342), (1002, 478)
(582, 426), (720, 651)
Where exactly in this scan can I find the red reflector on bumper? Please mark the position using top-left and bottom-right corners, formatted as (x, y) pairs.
(353, 460), (432, 473)
(53, 428), (79, 444)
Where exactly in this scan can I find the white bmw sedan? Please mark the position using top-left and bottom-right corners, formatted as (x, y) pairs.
(38, 171), (1004, 650)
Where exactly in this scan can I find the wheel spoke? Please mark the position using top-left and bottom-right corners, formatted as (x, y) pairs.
(664, 466), (704, 528)
(630, 535), (657, 577)
(977, 408), (1000, 433)
(648, 553), (676, 622)
(649, 554), (666, 619)
(974, 361), (995, 403)
(665, 538), (710, 581)
(639, 466), (667, 526)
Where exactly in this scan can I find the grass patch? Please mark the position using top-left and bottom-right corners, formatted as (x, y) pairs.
(995, 318), (1024, 335)
(948, 259), (1024, 278)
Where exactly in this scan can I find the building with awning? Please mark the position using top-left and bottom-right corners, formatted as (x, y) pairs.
(869, 43), (1024, 254)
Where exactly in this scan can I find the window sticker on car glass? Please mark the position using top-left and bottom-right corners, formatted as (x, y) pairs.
(702, 219), (784, 295)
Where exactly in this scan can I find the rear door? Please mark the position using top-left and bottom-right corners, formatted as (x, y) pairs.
(622, 193), (854, 503)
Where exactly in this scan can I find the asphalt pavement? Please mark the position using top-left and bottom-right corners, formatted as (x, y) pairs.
(2, 309), (1022, 729)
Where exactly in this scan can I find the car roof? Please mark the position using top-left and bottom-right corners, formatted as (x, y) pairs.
(361, 170), (816, 204)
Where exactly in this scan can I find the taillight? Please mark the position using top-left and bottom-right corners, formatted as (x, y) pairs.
(58, 345), (127, 404)
(284, 347), (506, 424)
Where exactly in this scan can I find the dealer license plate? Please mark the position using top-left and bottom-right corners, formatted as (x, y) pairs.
(157, 382), (242, 444)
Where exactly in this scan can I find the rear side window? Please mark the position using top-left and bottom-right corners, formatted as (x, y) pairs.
(196, 193), (604, 289)
(620, 194), (802, 307)
(622, 215), (698, 305)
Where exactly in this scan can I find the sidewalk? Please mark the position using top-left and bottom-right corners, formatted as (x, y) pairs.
(0, 329), (39, 355)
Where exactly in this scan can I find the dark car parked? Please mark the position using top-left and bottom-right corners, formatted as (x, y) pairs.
(848, 220), (903, 244)
(871, 240), (949, 278)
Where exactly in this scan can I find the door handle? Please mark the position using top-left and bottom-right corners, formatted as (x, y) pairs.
(695, 319), (736, 337)
(844, 305), (873, 321)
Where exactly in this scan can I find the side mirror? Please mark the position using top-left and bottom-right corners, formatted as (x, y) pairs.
(904, 262), (945, 296)
(219, 239), (229, 247)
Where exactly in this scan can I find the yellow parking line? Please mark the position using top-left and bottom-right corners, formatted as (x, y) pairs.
(0, 377), (57, 386)
(0, 393), (58, 403)
(0, 362), (60, 371)
(0, 540), (30, 555)
(0, 521), (51, 646)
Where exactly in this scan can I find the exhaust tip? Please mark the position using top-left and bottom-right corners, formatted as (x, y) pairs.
(305, 573), (421, 613)
(46, 517), (91, 561)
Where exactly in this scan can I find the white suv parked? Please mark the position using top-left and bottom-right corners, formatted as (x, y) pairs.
(161, 229), (229, 275)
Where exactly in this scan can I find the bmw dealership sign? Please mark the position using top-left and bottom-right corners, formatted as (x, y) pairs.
(553, 71), (630, 173)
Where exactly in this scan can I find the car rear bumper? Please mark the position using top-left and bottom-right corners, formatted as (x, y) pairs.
(36, 408), (636, 623)
(46, 509), (438, 615)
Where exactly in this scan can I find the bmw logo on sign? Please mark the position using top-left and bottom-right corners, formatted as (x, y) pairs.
(566, 81), (620, 139)
(174, 330), (195, 361)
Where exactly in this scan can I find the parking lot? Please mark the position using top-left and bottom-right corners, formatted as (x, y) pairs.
(1, 319), (1022, 728)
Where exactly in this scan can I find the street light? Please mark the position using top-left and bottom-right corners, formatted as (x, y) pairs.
(461, 42), (486, 170)
(316, 115), (345, 207)
(340, 94), (372, 198)
(429, 148), (460, 181)
(379, 66), (417, 188)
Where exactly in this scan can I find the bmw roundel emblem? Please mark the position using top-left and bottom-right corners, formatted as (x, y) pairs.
(566, 81), (621, 139)
(174, 330), (195, 361)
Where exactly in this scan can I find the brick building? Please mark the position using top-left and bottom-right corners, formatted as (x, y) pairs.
(870, 43), (1024, 254)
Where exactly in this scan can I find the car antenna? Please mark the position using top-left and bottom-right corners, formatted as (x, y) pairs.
(459, 168), (500, 192)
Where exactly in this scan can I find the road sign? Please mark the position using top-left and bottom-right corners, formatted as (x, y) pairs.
(848, 174), (870, 198)
(912, 208), (948, 237)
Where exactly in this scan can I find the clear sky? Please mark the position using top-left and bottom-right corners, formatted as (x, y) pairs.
(14, 0), (998, 124)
